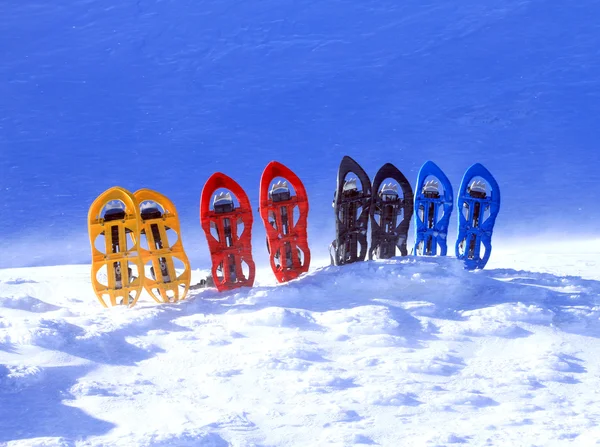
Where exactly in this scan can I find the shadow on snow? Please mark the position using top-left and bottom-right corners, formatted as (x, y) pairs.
(0, 364), (115, 443)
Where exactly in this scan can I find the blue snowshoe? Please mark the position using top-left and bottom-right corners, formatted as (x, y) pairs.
(413, 161), (453, 257)
(455, 163), (500, 269)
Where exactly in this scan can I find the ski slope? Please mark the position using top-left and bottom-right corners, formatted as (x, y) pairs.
(1, 240), (599, 446)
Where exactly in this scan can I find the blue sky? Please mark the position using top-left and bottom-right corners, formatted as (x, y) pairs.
(1, 0), (599, 268)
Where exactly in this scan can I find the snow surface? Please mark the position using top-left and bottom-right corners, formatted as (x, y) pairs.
(1, 240), (600, 446)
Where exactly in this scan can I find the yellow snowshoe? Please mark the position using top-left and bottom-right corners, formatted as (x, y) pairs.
(88, 187), (145, 307)
(134, 189), (191, 303)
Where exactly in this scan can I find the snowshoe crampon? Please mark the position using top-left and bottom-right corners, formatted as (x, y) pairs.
(369, 163), (414, 259)
(88, 187), (144, 307)
(330, 156), (372, 265)
(455, 163), (501, 269)
(414, 161), (453, 256)
(259, 161), (310, 282)
(200, 173), (255, 292)
(134, 189), (191, 303)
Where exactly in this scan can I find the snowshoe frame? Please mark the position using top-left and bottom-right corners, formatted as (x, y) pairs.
(413, 160), (454, 256)
(134, 188), (191, 303)
(259, 161), (311, 283)
(330, 156), (372, 265)
(455, 163), (501, 269)
(200, 172), (256, 291)
(369, 163), (414, 259)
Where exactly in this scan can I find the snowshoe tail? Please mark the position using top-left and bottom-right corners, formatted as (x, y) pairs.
(88, 187), (145, 307)
(455, 163), (501, 269)
(200, 173), (256, 292)
(413, 161), (453, 256)
(259, 161), (311, 283)
(331, 156), (372, 265)
(134, 189), (191, 303)
(369, 163), (414, 260)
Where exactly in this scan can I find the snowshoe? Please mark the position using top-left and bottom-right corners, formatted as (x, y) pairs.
(330, 156), (372, 265)
(200, 173), (255, 291)
(369, 163), (414, 259)
(413, 161), (453, 256)
(259, 161), (310, 282)
(134, 189), (191, 303)
(455, 163), (501, 269)
(88, 187), (145, 307)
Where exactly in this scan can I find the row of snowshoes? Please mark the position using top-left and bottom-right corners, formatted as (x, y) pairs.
(330, 156), (500, 270)
(88, 157), (499, 308)
(88, 161), (311, 307)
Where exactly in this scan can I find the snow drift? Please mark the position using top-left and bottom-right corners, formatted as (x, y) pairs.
(1, 242), (599, 446)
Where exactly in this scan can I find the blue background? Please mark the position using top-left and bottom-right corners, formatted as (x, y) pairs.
(1, 0), (599, 269)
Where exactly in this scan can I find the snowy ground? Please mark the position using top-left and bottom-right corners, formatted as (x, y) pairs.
(1, 240), (599, 447)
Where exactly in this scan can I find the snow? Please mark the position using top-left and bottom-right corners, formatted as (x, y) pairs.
(1, 240), (599, 446)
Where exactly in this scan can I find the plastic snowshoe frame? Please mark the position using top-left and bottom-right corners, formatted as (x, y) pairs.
(134, 189), (191, 303)
(330, 156), (372, 265)
(200, 172), (256, 292)
(369, 163), (414, 259)
(259, 161), (311, 283)
(88, 186), (145, 308)
(413, 160), (454, 256)
(455, 163), (501, 269)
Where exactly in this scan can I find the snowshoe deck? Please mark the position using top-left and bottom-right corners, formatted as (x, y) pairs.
(200, 173), (255, 291)
(414, 161), (453, 256)
(455, 163), (501, 269)
(330, 156), (372, 265)
(369, 163), (414, 259)
(259, 161), (310, 282)
(88, 187), (145, 307)
(134, 189), (191, 303)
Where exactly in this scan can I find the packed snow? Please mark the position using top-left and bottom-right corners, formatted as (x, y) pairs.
(1, 240), (599, 446)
